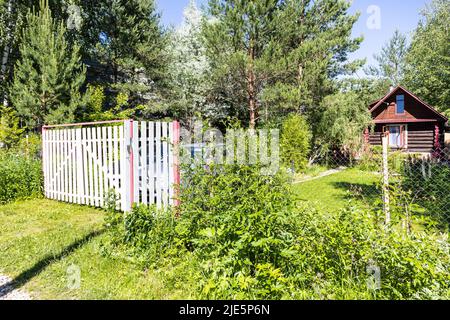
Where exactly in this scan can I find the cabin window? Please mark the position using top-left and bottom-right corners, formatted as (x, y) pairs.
(387, 125), (407, 149)
(396, 95), (405, 114)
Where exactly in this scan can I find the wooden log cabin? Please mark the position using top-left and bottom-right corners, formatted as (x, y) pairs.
(366, 86), (448, 153)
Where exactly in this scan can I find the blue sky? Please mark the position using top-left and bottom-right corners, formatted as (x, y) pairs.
(155, 0), (430, 68)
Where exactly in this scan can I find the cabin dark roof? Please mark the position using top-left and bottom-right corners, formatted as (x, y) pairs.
(369, 85), (448, 123)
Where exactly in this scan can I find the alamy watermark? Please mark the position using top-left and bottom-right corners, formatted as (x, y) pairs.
(366, 260), (381, 291)
(366, 5), (382, 30)
(179, 121), (280, 175)
(67, 264), (81, 290)
(66, 4), (82, 31)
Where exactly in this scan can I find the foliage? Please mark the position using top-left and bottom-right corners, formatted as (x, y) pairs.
(124, 205), (177, 261)
(366, 30), (409, 87)
(169, 1), (219, 127)
(77, 84), (105, 121)
(0, 105), (24, 148)
(79, 0), (171, 117)
(175, 163), (298, 299)
(204, 0), (362, 128)
(337, 77), (391, 107)
(403, 0), (450, 115)
(0, 147), (42, 204)
(0, 0), (33, 106)
(280, 114), (311, 172)
(401, 158), (450, 231)
(176, 163), (450, 299)
(9, 0), (86, 130)
(15, 132), (42, 158)
(357, 146), (381, 172)
(316, 91), (372, 157)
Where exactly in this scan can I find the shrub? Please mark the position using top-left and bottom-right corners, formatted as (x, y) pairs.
(103, 161), (450, 300)
(0, 106), (24, 148)
(357, 146), (382, 172)
(124, 205), (177, 257)
(280, 114), (311, 172)
(103, 203), (178, 266)
(0, 149), (43, 204)
(15, 133), (42, 158)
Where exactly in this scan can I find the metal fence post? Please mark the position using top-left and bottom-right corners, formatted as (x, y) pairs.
(382, 132), (391, 226)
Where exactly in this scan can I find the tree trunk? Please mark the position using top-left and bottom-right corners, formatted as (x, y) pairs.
(247, 43), (257, 130)
(1, 0), (14, 107)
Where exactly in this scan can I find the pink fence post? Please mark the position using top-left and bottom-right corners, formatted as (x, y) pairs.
(130, 120), (135, 207)
(172, 121), (181, 212)
(41, 126), (47, 198)
(433, 124), (442, 159)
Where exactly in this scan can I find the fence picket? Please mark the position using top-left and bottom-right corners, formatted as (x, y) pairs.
(68, 129), (73, 203)
(82, 128), (89, 205)
(141, 122), (148, 204)
(57, 130), (62, 201)
(161, 122), (168, 207)
(168, 123), (174, 205)
(155, 122), (162, 208)
(102, 127), (108, 203)
(76, 129), (84, 204)
(107, 126), (113, 198)
(49, 130), (54, 199)
(97, 127), (104, 207)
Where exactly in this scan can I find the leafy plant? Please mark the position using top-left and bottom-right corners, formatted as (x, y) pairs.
(0, 105), (24, 148)
(0, 148), (43, 204)
(280, 114), (311, 173)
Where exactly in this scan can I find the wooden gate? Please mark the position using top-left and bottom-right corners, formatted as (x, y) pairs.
(42, 120), (180, 211)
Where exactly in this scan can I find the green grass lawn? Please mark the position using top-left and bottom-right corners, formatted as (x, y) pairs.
(292, 168), (381, 212)
(0, 199), (196, 300)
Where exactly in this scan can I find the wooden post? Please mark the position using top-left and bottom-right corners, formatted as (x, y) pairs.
(382, 132), (390, 226)
(122, 120), (133, 212)
(172, 121), (181, 211)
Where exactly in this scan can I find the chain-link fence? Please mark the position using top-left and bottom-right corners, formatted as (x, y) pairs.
(294, 136), (450, 233)
(387, 146), (450, 232)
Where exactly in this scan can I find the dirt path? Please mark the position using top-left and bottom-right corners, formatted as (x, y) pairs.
(0, 274), (31, 300)
(293, 166), (347, 184)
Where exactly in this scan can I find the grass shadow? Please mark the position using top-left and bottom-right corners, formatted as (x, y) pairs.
(0, 228), (105, 298)
(331, 182), (381, 208)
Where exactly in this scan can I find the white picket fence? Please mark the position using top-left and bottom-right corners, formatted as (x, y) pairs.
(42, 120), (180, 211)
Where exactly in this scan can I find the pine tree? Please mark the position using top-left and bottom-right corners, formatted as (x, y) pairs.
(205, 0), (279, 129)
(366, 30), (408, 87)
(204, 0), (362, 128)
(9, 0), (86, 130)
(265, 0), (363, 124)
(404, 0), (450, 115)
(82, 0), (169, 115)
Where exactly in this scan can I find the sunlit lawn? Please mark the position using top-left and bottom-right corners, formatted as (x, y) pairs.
(292, 168), (381, 212)
(0, 199), (195, 300)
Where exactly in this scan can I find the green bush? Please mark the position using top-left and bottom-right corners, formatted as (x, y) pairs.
(104, 161), (450, 299)
(103, 203), (178, 266)
(357, 146), (382, 172)
(176, 163), (297, 299)
(0, 149), (43, 204)
(280, 114), (311, 172)
(124, 205), (177, 257)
